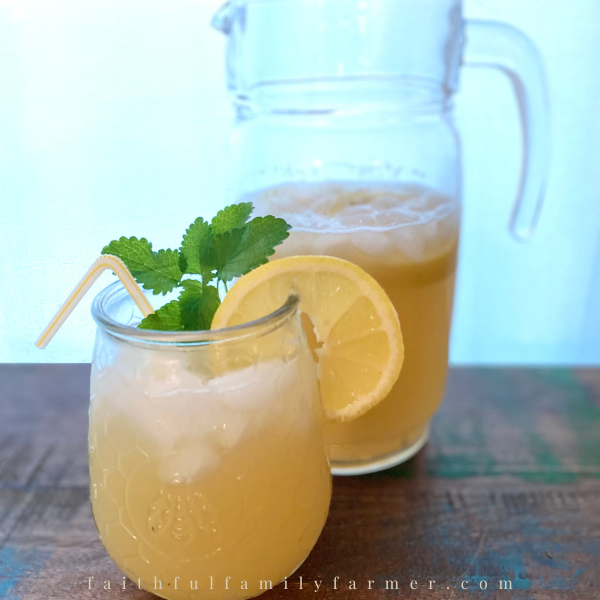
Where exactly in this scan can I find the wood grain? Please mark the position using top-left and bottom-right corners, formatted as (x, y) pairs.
(1, 365), (599, 599)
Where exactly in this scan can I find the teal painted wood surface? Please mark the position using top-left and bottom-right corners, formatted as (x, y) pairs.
(0, 365), (599, 599)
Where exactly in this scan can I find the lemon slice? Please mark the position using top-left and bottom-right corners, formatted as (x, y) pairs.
(211, 256), (403, 422)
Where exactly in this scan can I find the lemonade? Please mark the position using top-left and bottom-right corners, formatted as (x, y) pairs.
(247, 181), (459, 472)
(39, 201), (406, 598)
(89, 291), (331, 600)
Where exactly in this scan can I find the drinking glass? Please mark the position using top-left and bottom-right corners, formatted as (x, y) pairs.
(89, 283), (331, 600)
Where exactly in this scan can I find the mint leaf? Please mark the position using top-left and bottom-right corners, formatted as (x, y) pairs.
(181, 217), (214, 277)
(138, 301), (183, 331)
(211, 202), (253, 234)
(178, 251), (188, 274)
(210, 216), (290, 281)
(102, 202), (291, 332)
(135, 248), (183, 295)
(207, 228), (246, 277)
(102, 237), (182, 295)
(178, 280), (221, 330)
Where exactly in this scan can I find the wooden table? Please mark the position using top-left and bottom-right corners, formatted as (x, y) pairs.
(1, 365), (599, 599)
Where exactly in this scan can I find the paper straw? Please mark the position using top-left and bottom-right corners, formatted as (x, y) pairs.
(36, 254), (155, 349)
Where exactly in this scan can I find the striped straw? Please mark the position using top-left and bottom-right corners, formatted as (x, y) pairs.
(36, 254), (155, 349)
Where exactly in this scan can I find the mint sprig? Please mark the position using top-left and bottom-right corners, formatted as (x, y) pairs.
(102, 203), (291, 331)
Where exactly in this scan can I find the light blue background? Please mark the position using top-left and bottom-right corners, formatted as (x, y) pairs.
(1, 0), (599, 364)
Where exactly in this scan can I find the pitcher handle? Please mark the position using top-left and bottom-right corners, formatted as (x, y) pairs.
(463, 20), (550, 240)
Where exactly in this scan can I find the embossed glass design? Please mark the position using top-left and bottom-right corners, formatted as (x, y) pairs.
(214, 0), (549, 474)
(89, 283), (331, 600)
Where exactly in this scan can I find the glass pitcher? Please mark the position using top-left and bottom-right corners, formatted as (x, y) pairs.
(212, 0), (549, 475)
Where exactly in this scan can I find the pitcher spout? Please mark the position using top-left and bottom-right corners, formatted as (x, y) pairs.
(211, 0), (235, 35)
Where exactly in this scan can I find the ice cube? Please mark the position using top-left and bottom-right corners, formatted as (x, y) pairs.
(159, 445), (220, 484)
(352, 231), (393, 256)
(393, 225), (426, 261)
(216, 412), (247, 449)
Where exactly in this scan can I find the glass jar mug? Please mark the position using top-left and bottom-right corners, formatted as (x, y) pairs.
(89, 284), (331, 600)
(213, 0), (549, 474)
